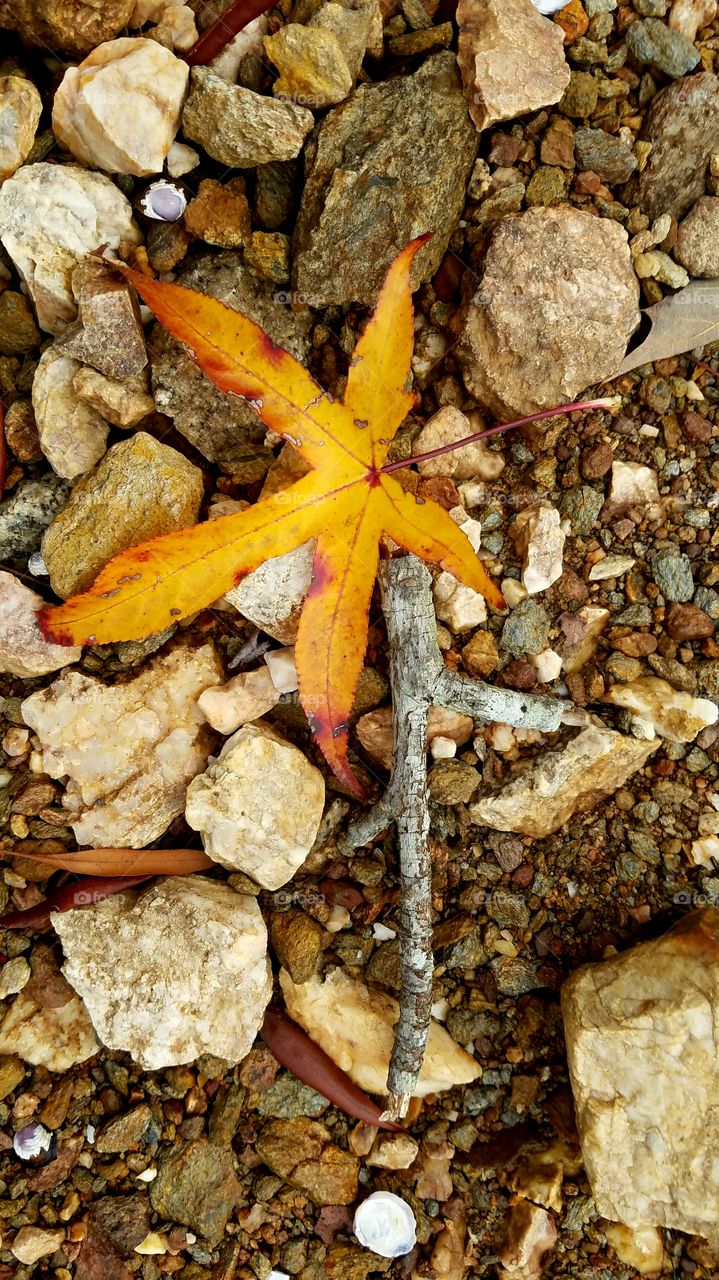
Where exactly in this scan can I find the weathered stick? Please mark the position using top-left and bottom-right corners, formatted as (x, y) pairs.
(346, 555), (567, 1118)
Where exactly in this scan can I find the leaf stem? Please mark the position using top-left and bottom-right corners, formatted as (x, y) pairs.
(183, 0), (275, 66)
(379, 397), (618, 476)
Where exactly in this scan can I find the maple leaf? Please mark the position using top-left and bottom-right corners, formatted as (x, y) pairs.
(40, 239), (504, 797)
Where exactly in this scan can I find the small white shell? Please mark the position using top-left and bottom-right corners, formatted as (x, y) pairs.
(531, 0), (570, 12)
(140, 181), (187, 222)
(353, 1191), (417, 1258)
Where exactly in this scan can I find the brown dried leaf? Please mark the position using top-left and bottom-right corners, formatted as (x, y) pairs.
(614, 279), (719, 376)
(12, 847), (213, 876)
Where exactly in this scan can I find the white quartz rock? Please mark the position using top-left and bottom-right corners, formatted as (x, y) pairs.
(53, 38), (189, 177)
(0, 988), (100, 1071)
(22, 642), (222, 848)
(605, 676), (718, 743)
(609, 460), (660, 507)
(198, 666), (279, 734)
(54, 877), (272, 1070)
(185, 721), (325, 890)
(131, 1), (198, 50)
(604, 1224), (665, 1275)
(414, 406), (504, 481)
(512, 502), (565, 595)
(0, 570), (81, 677)
(0, 162), (141, 335)
(434, 571), (487, 633)
(280, 968), (481, 1097)
(562, 908), (719, 1243)
(226, 542), (315, 643)
(32, 348), (110, 480)
(0, 76), (42, 180)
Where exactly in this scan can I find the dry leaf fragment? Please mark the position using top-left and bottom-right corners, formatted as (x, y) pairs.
(613, 278), (719, 376)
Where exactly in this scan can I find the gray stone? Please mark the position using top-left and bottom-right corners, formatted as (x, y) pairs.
(254, 1073), (329, 1119)
(574, 127), (637, 183)
(560, 485), (604, 535)
(293, 53), (477, 306)
(651, 548), (694, 603)
(626, 18), (700, 78)
(150, 252), (312, 477)
(501, 599), (551, 656)
(182, 67), (315, 168)
(675, 197), (719, 278)
(625, 73), (719, 220)
(0, 474), (70, 562)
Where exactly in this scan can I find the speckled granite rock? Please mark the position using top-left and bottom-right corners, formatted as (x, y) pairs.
(624, 72), (719, 220)
(0, 474), (70, 562)
(457, 0), (570, 130)
(562, 909), (719, 1243)
(293, 53), (476, 305)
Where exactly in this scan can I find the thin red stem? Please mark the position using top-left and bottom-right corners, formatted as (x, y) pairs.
(379, 398), (617, 476)
(0, 403), (6, 500)
(183, 0), (276, 65)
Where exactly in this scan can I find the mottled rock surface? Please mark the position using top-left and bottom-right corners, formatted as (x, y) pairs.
(457, 0), (570, 130)
(22, 642), (221, 847)
(32, 348), (109, 481)
(56, 258), (148, 380)
(227, 542), (315, 642)
(604, 676), (718, 742)
(625, 72), (719, 220)
(470, 726), (657, 836)
(0, 76), (42, 180)
(0, 163), (141, 335)
(626, 17), (700, 78)
(675, 196), (719, 277)
(41, 433), (204, 599)
(150, 1137), (241, 1244)
(0, 986), (99, 1071)
(0, 474), (70, 562)
(256, 1117), (359, 1205)
(55, 877), (272, 1071)
(0, 0), (134, 58)
(562, 910), (719, 1242)
(293, 53), (476, 305)
(182, 67), (314, 168)
(264, 24), (353, 108)
(455, 207), (639, 418)
(197, 667), (279, 734)
(0, 571), (81, 677)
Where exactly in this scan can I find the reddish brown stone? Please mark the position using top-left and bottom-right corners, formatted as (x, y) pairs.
(665, 603), (715, 641)
(417, 474), (461, 509)
(581, 440), (613, 479)
(489, 133), (522, 166)
(502, 658), (538, 691)
(609, 630), (658, 657)
(681, 410), (713, 443)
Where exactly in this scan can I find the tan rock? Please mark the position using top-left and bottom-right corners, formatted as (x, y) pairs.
(511, 502), (565, 596)
(499, 1200), (557, 1280)
(0, 76), (42, 181)
(53, 38), (189, 177)
(265, 25), (353, 108)
(357, 705), (474, 771)
(184, 177), (251, 249)
(0, 0), (134, 59)
(457, 0), (570, 131)
(470, 726), (657, 837)
(256, 1116), (359, 1205)
(455, 208), (639, 419)
(280, 968), (481, 1096)
(131, 0), (198, 51)
(32, 348), (109, 480)
(55, 877), (272, 1070)
(609, 459), (660, 507)
(560, 604), (610, 674)
(562, 909), (719, 1243)
(226, 542), (315, 643)
(0, 571), (81, 678)
(366, 1132), (420, 1169)
(185, 722), (325, 890)
(0, 988), (99, 1071)
(73, 367), (155, 429)
(434, 570), (487, 633)
(310, 2), (374, 79)
(56, 257), (147, 380)
(669, 0), (717, 41)
(182, 66), (315, 168)
(414, 406), (504, 481)
(22, 642), (221, 848)
(604, 1224), (665, 1275)
(11, 1226), (65, 1266)
(604, 676), (718, 743)
(197, 667), (279, 734)
(0, 162), (141, 335)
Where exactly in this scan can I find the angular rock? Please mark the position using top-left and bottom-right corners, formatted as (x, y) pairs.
(95, 1105), (152, 1154)
(562, 909), (719, 1243)
(0, 291), (41, 354)
(357, 705), (473, 771)
(184, 177), (251, 249)
(264, 24), (353, 108)
(574, 126), (637, 184)
(257, 1117), (359, 1205)
(11, 1227), (65, 1266)
(457, 0), (570, 130)
(149, 252), (311, 474)
(501, 598), (551, 657)
(270, 909), (323, 985)
(434, 571), (487, 633)
(604, 676), (718, 742)
(32, 348), (110, 480)
(669, 0), (717, 40)
(511, 502), (565, 596)
(53, 38), (189, 177)
(0, 0), (134, 58)
(665, 602), (715, 641)
(185, 722), (325, 890)
(280, 968), (481, 1096)
(182, 67), (314, 168)
(41, 432), (203, 599)
(0, 162), (141, 335)
(455, 208), (639, 419)
(293, 53), (477, 305)
(675, 196), (719, 277)
(0, 986), (99, 1071)
(150, 1137), (241, 1244)
(625, 72), (719, 221)
(626, 17), (700, 78)
(560, 604), (610, 673)
(499, 1201), (557, 1280)
(55, 877), (272, 1070)
(310, 2), (373, 79)
(22, 642), (221, 848)
(0, 76), (42, 181)
(414, 406), (505, 480)
(0, 571), (81, 678)
(56, 258), (148, 380)
(470, 726), (657, 837)
(0, 473), (70, 562)
(73, 367), (155, 429)
(227, 542), (315, 642)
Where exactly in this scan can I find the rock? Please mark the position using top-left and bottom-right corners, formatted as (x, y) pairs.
(463, 629), (500, 677)
(470, 726), (657, 837)
(227, 542), (315, 642)
(562, 909), (719, 1243)
(264, 25), (352, 107)
(0, 985), (99, 1071)
(604, 1224), (665, 1276)
(182, 67), (314, 168)
(559, 69), (599, 118)
(511, 503), (565, 596)
(669, 0), (717, 40)
(0, 571), (81, 677)
(53, 38), (189, 177)
(41, 433), (203, 599)
(499, 1201), (557, 1280)
(244, 230), (291, 282)
(626, 73), (719, 221)
(501, 598), (551, 657)
(665, 602), (715, 641)
(626, 17), (700, 77)
(357, 705), (473, 770)
(651, 547), (694, 602)
(0, 76), (42, 180)
(574, 126), (637, 183)
(310, 2), (373, 80)
(32, 348), (109, 480)
(150, 1137), (240, 1244)
(560, 604), (610, 672)
(95, 1105), (152, 1153)
(414, 406), (505, 480)
(73, 368), (155, 429)
(434, 571), (487, 633)
(609, 459), (660, 507)
(198, 667), (279, 734)
(22, 642), (221, 848)
(634, 248), (689, 290)
(675, 196), (719, 277)
(0, 0), (134, 58)
(4, 400), (41, 462)
(56, 258), (148, 380)
(270, 909), (323, 984)
(293, 53), (476, 306)
(0, 474), (70, 562)
(457, 0), (570, 130)
(55, 877), (271, 1071)
(0, 956), (30, 998)
(91, 1194), (150, 1255)
(0, 291), (41, 354)
(0, 1055), (24, 1100)
(256, 1117), (359, 1205)
(130, 0), (198, 51)
(428, 759), (479, 804)
(11, 1227), (65, 1266)
(149, 252), (312, 474)
(185, 722), (325, 890)
(455, 208), (639, 419)
(0, 162), (141, 335)
(604, 677), (718, 742)
(280, 968), (481, 1096)
(184, 178), (251, 248)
